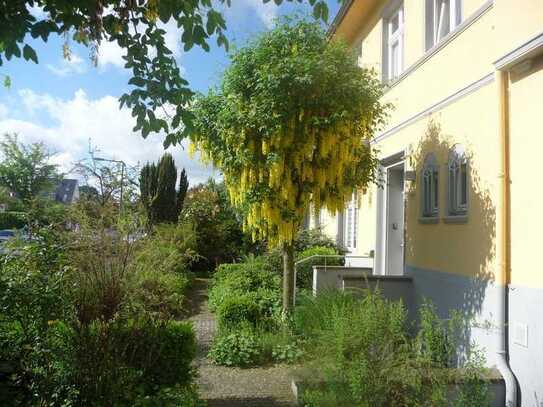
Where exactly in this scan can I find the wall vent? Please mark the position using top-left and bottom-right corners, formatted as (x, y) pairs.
(512, 322), (528, 348)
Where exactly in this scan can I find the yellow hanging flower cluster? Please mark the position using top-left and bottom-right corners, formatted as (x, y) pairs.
(191, 112), (375, 247)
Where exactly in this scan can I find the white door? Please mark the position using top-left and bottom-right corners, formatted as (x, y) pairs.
(385, 164), (405, 275)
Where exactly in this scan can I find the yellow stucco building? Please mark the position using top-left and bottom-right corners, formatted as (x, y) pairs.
(315, 1), (543, 404)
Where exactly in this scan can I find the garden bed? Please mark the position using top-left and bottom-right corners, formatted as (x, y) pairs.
(290, 366), (505, 406)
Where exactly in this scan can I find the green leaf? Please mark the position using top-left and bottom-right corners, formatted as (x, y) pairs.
(23, 45), (38, 63)
(128, 77), (146, 87)
(319, 2), (329, 23)
(3, 75), (11, 89)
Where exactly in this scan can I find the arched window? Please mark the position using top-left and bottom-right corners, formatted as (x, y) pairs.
(421, 153), (439, 218)
(447, 144), (468, 216)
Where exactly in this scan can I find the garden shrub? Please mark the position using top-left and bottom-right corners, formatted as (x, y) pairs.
(61, 317), (197, 405)
(181, 180), (255, 273)
(114, 318), (196, 389)
(127, 269), (190, 319)
(416, 299), (461, 367)
(133, 222), (198, 276)
(0, 229), (78, 406)
(209, 258), (280, 312)
(0, 212), (201, 406)
(271, 342), (304, 364)
(295, 290), (490, 406)
(207, 257), (287, 366)
(216, 294), (261, 329)
(208, 327), (261, 367)
(0, 211), (26, 229)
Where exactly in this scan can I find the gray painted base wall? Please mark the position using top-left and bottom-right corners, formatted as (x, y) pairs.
(508, 284), (543, 407)
(407, 265), (543, 407)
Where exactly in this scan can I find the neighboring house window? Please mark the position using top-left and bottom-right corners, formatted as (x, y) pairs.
(344, 192), (358, 251)
(425, 0), (462, 50)
(383, 3), (404, 82)
(421, 153), (439, 218)
(447, 145), (468, 216)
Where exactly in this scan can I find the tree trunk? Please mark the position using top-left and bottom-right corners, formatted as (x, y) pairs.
(282, 243), (295, 314)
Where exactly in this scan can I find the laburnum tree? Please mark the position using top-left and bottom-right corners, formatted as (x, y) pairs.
(0, 0), (332, 146)
(189, 20), (390, 312)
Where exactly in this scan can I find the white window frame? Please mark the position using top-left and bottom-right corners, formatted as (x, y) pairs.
(426, 0), (462, 49)
(384, 3), (404, 82)
(421, 153), (439, 218)
(344, 192), (358, 252)
(447, 145), (468, 216)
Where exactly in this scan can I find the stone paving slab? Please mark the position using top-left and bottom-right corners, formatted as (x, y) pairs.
(188, 279), (297, 407)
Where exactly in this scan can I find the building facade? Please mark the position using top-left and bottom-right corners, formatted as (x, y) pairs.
(317, 1), (543, 404)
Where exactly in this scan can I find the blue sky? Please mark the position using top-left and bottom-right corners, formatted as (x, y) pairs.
(0, 1), (341, 185)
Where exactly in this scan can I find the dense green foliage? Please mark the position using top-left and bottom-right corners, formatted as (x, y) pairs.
(293, 290), (490, 406)
(0, 134), (60, 204)
(208, 327), (261, 367)
(1, 1), (330, 146)
(182, 179), (254, 273)
(0, 205), (199, 405)
(208, 259), (282, 331)
(207, 256), (306, 367)
(140, 154), (189, 226)
(0, 211), (26, 229)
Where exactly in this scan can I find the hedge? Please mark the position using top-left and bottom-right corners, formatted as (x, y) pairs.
(0, 211), (26, 230)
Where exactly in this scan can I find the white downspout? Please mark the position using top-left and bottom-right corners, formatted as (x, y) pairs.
(495, 70), (517, 407)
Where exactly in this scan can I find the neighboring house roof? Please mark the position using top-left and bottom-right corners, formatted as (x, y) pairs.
(55, 179), (79, 204)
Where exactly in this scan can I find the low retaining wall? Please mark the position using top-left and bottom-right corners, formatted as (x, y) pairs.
(312, 266), (416, 318)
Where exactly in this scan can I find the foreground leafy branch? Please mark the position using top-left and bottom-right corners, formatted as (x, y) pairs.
(0, 0), (332, 146)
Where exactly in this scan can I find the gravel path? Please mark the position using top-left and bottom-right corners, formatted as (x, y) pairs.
(188, 278), (297, 407)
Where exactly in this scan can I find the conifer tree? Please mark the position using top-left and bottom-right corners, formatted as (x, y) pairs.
(140, 154), (185, 225)
(153, 153), (178, 223)
(177, 168), (189, 218)
(139, 162), (158, 225)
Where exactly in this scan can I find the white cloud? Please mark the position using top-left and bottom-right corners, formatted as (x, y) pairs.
(224, 0), (278, 29)
(46, 53), (87, 77)
(0, 104), (8, 120)
(0, 89), (215, 185)
(97, 40), (126, 70)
